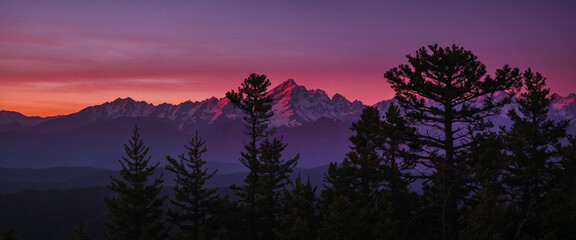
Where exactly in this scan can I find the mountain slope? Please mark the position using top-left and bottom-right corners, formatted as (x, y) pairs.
(1, 81), (575, 169)
(269, 79), (364, 127)
(0, 110), (58, 126)
(2, 80), (362, 131)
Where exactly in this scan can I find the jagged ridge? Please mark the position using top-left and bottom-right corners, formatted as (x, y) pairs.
(1, 80), (366, 130)
(2, 80), (575, 130)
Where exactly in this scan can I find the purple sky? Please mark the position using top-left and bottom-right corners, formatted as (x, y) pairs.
(1, 0), (575, 116)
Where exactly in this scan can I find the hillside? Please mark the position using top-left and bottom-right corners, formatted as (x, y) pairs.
(0, 80), (574, 170)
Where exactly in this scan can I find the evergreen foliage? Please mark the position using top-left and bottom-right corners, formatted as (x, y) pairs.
(374, 104), (424, 239)
(321, 107), (384, 239)
(226, 73), (273, 240)
(277, 174), (319, 240)
(165, 131), (218, 240)
(226, 73), (299, 240)
(460, 133), (512, 239)
(10, 45), (576, 240)
(379, 103), (418, 192)
(321, 161), (357, 207)
(226, 73), (274, 147)
(501, 69), (570, 238)
(384, 44), (522, 240)
(546, 135), (576, 239)
(257, 137), (299, 238)
(346, 106), (384, 205)
(321, 107), (384, 200)
(321, 105), (421, 239)
(561, 135), (576, 190)
(105, 125), (167, 240)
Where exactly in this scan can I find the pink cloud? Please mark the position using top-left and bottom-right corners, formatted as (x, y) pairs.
(1, 1), (574, 117)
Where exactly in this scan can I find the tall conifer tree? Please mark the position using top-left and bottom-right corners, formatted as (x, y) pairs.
(384, 44), (521, 239)
(322, 107), (384, 202)
(546, 135), (576, 238)
(459, 132), (511, 239)
(379, 103), (418, 193)
(226, 73), (298, 240)
(375, 103), (424, 239)
(320, 105), (420, 239)
(277, 174), (319, 240)
(165, 131), (218, 240)
(226, 73), (274, 240)
(320, 107), (383, 240)
(346, 106), (384, 207)
(502, 69), (569, 238)
(105, 125), (167, 240)
(257, 137), (298, 238)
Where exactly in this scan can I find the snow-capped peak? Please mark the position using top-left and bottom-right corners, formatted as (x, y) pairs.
(549, 93), (576, 120)
(1, 79), (368, 129)
(274, 79), (298, 92)
(551, 93), (576, 108)
(266, 80), (364, 127)
(331, 93), (351, 106)
(9, 80), (572, 131)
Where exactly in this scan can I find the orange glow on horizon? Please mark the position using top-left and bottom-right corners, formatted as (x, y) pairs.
(1, 1), (574, 117)
(0, 72), (396, 117)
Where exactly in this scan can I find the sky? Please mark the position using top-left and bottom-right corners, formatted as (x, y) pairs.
(1, 0), (575, 117)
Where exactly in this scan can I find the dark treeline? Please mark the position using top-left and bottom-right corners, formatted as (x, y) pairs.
(3, 44), (575, 240)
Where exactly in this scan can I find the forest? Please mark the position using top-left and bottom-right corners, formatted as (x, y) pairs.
(2, 44), (575, 240)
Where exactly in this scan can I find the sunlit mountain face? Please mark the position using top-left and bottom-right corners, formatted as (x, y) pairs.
(1, 1), (574, 118)
(1, 79), (575, 171)
(0, 80), (358, 170)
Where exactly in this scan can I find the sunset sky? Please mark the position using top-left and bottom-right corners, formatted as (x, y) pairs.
(1, 0), (575, 117)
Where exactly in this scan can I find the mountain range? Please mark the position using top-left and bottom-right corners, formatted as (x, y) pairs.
(1, 79), (575, 171)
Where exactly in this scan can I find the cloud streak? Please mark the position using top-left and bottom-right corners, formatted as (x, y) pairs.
(1, 0), (575, 116)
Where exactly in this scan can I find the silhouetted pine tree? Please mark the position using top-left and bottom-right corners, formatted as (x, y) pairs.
(320, 107), (383, 240)
(165, 131), (218, 240)
(501, 69), (569, 238)
(543, 135), (576, 238)
(379, 103), (417, 193)
(384, 44), (522, 240)
(346, 106), (385, 208)
(194, 195), (244, 240)
(374, 103), (425, 239)
(226, 73), (274, 240)
(560, 135), (576, 191)
(321, 107), (384, 199)
(105, 125), (167, 240)
(277, 174), (319, 240)
(258, 137), (298, 238)
(320, 106), (421, 239)
(226, 73), (298, 240)
(320, 161), (358, 208)
(459, 132), (512, 239)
